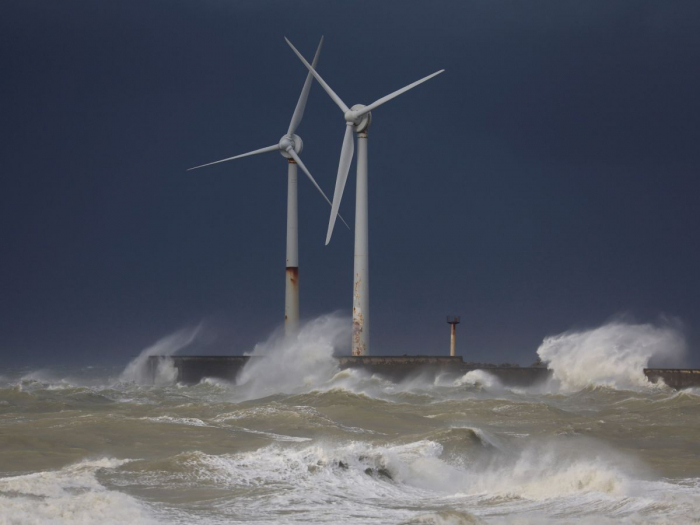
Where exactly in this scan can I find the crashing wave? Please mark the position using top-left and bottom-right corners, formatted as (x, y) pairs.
(537, 320), (686, 391)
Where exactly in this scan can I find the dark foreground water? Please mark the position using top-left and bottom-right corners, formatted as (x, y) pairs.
(1, 318), (698, 524)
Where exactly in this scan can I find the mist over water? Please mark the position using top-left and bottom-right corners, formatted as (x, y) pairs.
(120, 325), (202, 385)
(1, 316), (699, 524)
(236, 313), (351, 399)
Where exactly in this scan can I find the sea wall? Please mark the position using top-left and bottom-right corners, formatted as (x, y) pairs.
(148, 355), (551, 387)
(644, 368), (700, 390)
(146, 357), (700, 390)
(147, 356), (250, 384)
(338, 356), (551, 386)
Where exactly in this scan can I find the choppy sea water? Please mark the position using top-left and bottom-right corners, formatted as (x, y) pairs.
(1, 317), (698, 524)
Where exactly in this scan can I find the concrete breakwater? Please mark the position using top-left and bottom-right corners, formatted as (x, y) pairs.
(147, 355), (550, 386)
(644, 368), (700, 390)
(147, 356), (700, 390)
(339, 356), (549, 386)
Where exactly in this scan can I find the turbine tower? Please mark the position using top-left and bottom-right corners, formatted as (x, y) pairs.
(189, 37), (347, 338)
(286, 37), (444, 356)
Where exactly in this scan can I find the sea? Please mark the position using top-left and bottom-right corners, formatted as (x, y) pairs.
(1, 315), (699, 524)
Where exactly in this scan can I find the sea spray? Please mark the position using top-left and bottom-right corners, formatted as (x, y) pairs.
(451, 370), (501, 389)
(537, 320), (686, 391)
(120, 325), (202, 385)
(184, 437), (637, 501)
(236, 313), (351, 399)
(3, 356), (700, 523)
(0, 458), (154, 525)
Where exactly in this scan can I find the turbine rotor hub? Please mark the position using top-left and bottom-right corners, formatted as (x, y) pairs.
(346, 104), (371, 132)
(279, 134), (303, 158)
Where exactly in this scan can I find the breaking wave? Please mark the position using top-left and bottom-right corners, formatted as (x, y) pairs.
(120, 325), (202, 385)
(3, 314), (700, 523)
(537, 320), (686, 391)
(0, 458), (155, 525)
(235, 313), (351, 400)
(111, 436), (698, 523)
(451, 369), (502, 389)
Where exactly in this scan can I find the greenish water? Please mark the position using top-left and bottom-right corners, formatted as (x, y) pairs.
(1, 318), (698, 524)
(1, 364), (699, 524)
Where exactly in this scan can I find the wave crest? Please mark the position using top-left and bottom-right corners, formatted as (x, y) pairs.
(0, 458), (154, 524)
(537, 320), (686, 391)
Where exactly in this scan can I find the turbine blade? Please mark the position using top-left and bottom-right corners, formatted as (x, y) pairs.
(287, 36), (324, 136)
(326, 124), (355, 245)
(355, 69), (445, 117)
(285, 37), (350, 114)
(188, 144), (279, 171)
(287, 148), (350, 231)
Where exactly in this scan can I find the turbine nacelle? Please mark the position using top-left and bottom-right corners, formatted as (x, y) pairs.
(279, 134), (303, 158)
(187, 36), (348, 230)
(345, 105), (371, 132)
(284, 36), (443, 244)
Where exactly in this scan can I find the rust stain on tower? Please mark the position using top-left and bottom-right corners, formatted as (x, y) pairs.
(352, 276), (365, 355)
(284, 266), (299, 331)
(352, 309), (365, 356)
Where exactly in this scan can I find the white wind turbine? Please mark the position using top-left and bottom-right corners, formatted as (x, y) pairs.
(286, 37), (444, 356)
(188, 37), (348, 338)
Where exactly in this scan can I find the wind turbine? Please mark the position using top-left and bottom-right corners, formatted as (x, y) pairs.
(286, 37), (444, 356)
(188, 37), (348, 338)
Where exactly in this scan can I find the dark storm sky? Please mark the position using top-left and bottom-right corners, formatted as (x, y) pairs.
(1, 1), (699, 366)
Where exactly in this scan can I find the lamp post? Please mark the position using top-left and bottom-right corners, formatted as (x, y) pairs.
(447, 316), (461, 357)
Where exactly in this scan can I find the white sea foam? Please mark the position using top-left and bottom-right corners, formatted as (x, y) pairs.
(234, 426), (312, 442)
(120, 325), (202, 385)
(401, 511), (483, 524)
(16, 369), (77, 390)
(19, 369), (56, 385)
(305, 360), (505, 400)
(537, 320), (686, 391)
(185, 438), (622, 499)
(316, 366), (451, 401)
(140, 416), (209, 427)
(0, 458), (155, 525)
(452, 370), (501, 389)
(4, 363), (700, 524)
(161, 437), (700, 523)
(235, 313), (350, 400)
